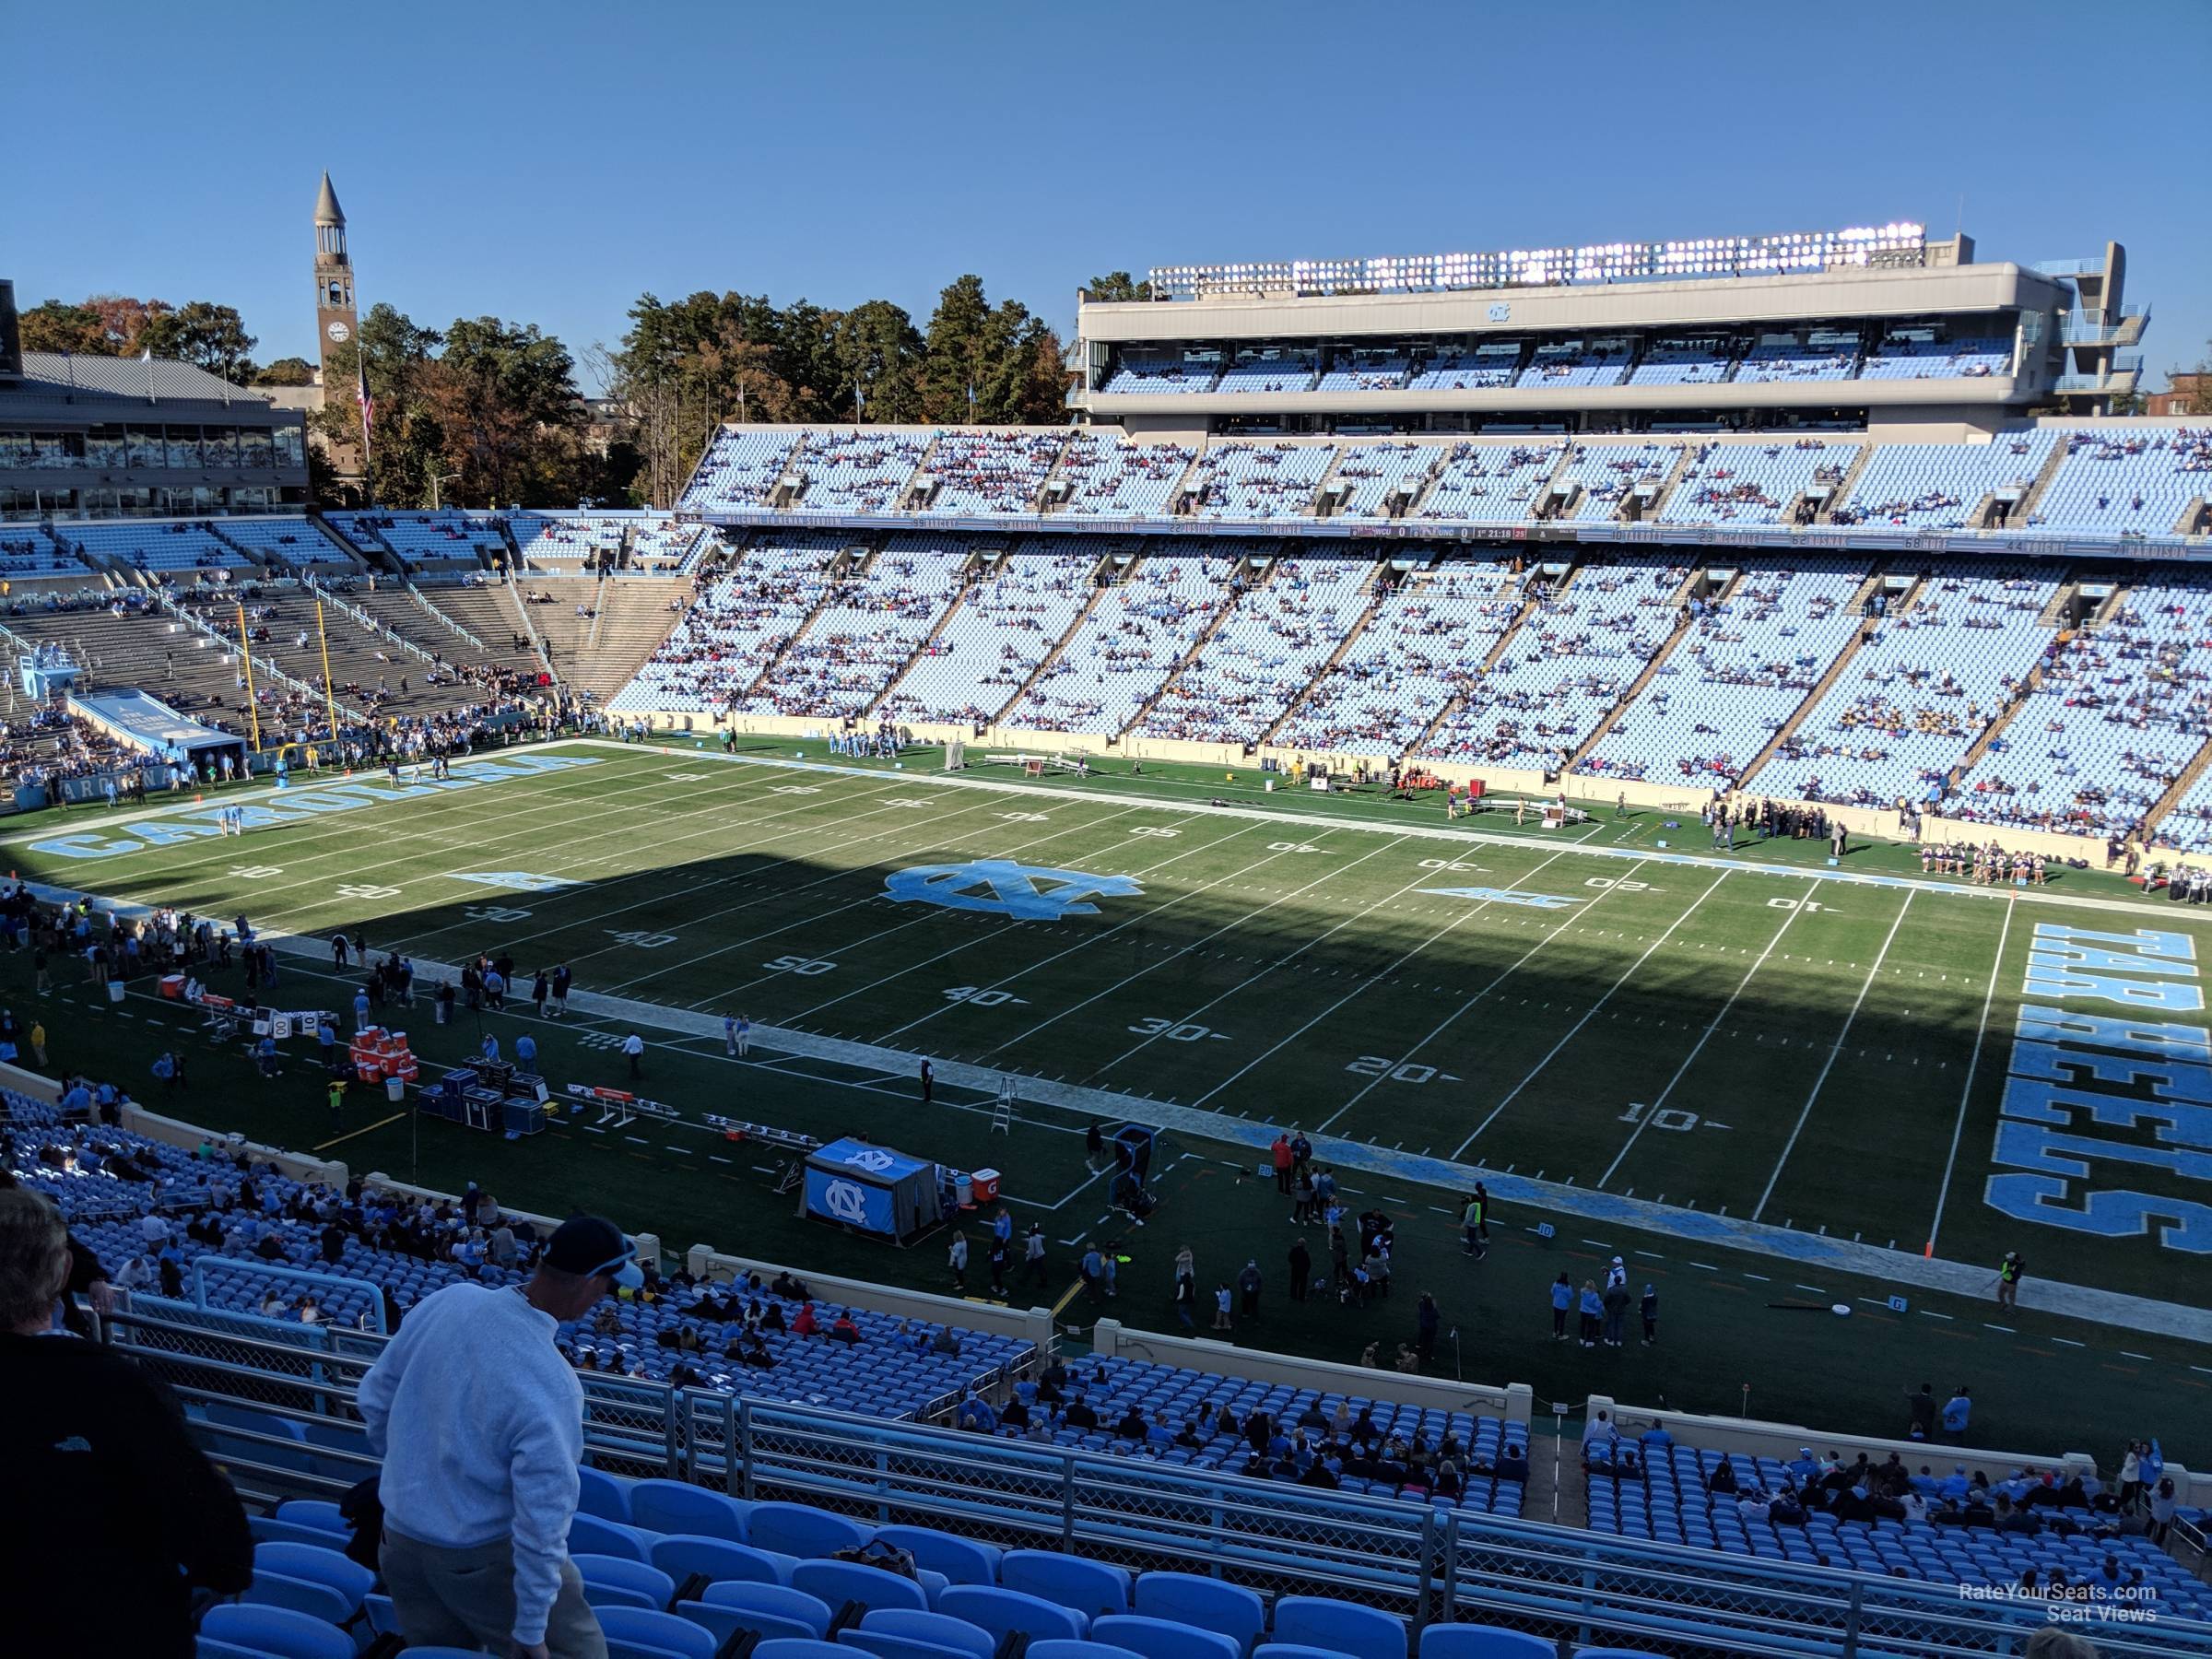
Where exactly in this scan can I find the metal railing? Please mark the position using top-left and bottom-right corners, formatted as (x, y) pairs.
(107, 1310), (2210, 1657)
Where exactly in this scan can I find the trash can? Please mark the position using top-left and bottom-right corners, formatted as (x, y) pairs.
(385, 1077), (406, 1104)
(107, 981), (126, 1004)
(971, 1168), (1002, 1204)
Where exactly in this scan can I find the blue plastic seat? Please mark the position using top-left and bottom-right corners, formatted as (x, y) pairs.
(1421, 1628), (1556, 1659)
(680, 1598), (824, 1647)
(753, 1643), (852, 1659)
(248, 1517), (354, 1549)
(1003, 1550), (1133, 1618)
(572, 1512), (654, 1562)
(1133, 1572), (1265, 1649)
(595, 1606), (719, 1659)
(1095, 1615), (1241, 1659)
(1255, 1647), (1361, 1659)
(242, 1569), (354, 1625)
(577, 1553), (679, 1612)
(875, 1525), (1003, 1586)
(855, 1607), (997, 1659)
(271, 1499), (348, 1535)
(937, 1584), (1088, 1643)
(1274, 1596), (1408, 1659)
(698, 1581), (835, 1637)
(837, 1634), (978, 1659)
(252, 1540), (374, 1612)
(653, 1531), (791, 1588)
(629, 1477), (751, 1542)
(750, 1501), (872, 1559)
(200, 1603), (353, 1659)
(197, 1641), (275, 1659)
(793, 1558), (931, 1617)
(1028, 1643), (1144, 1659)
(580, 1465), (636, 1524)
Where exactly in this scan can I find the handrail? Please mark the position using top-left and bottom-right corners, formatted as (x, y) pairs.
(302, 575), (440, 666)
(103, 1308), (2209, 1657)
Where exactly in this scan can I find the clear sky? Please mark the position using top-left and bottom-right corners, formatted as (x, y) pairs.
(13, 0), (2209, 392)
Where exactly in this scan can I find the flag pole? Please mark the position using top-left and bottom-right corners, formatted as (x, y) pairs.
(234, 601), (263, 753)
(314, 598), (341, 740)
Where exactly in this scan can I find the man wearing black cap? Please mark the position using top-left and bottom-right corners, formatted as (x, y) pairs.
(360, 1214), (642, 1659)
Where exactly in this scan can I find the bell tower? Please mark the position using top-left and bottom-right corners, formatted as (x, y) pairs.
(312, 171), (358, 384)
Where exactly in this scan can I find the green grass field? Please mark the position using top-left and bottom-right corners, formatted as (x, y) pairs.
(10, 735), (2209, 1462)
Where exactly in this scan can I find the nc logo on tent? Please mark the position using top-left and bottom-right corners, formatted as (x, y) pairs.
(1419, 886), (1579, 911)
(453, 872), (575, 893)
(884, 859), (1145, 921)
(840, 1147), (898, 1173)
(822, 1179), (870, 1224)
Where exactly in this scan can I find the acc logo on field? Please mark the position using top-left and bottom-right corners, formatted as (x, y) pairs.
(453, 872), (575, 893)
(822, 1179), (871, 1224)
(884, 859), (1145, 921)
(1418, 886), (1579, 911)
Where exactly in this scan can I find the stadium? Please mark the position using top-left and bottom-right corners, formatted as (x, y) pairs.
(6, 15), (2212, 1655)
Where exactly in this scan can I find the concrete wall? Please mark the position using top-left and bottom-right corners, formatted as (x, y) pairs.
(1096, 1319), (1534, 1426)
(1588, 1392), (2208, 1510)
(686, 1242), (1054, 1357)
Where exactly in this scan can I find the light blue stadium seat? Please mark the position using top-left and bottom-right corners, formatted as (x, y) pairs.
(1003, 1550), (1133, 1618)
(937, 1584), (1088, 1643)
(606, 1641), (689, 1659)
(595, 1605), (719, 1659)
(853, 1607), (997, 1659)
(271, 1500), (347, 1535)
(200, 1603), (354, 1659)
(197, 1641), (275, 1659)
(1133, 1572), (1266, 1648)
(1255, 1647), (1361, 1659)
(249, 1517), (353, 1550)
(1420, 1627), (1555, 1659)
(629, 1477), (750, 1541)
(837, 1633), (978, 1659)
(749, 1501), (872, 1559)
(243, 1568), (354, 1626)
(1028, 1643), (1145, 1659)
(252, 1540), (374, 1612)
(753, 1643), (853, 1659)
(362, 1591), (400, 1637)
(1274, 1596), (1408, 1659)
(571, 1512), (654, 1562)
(653, 1531), (791, 1589)
(875, 1525), (1002, 1585)
(577, 1553), (677, 1611)
(1095, 1615), (1241, 1659)
(698, 1581), (835, 1637)
(579, 1465), (636, 1524)
(793, 1557), (932, 1617)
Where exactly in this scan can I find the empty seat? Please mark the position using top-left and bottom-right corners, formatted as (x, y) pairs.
(579, 1465), (636, 1524)
(1420, 1628), (1556, 1659)
(1003, 1550), (1133, 1618)
(653, 1533), (791, 1588)
(1027, 1643), (1146, 1659)
(571, 1512), (654, 1562)
(271, 1500), (348, 1535)
(875, 1526), (1003, 1586)
(199, 1603), (354, 1659)
(629, 1478), (750, 1542)
(749, 1501), (873, 1559)
(753, 1643), (853, 1659)
(1256, 1646), (1362, 1659)
(937, 1585), (1088, 1644)
(853, 1607), (998, 1659)
(681, 1599), (823, 1647)
(1133, 1572), (1265, 1649)
(576, 1553), (678, 1612)
(1095, 1615), (1241, 1659)
(243, 1569), (355, 1626)
(792, 1558), (932, 1617)
(595, 1605), (720, 1659)
(699, 1581), (835, 1638)
(1274, 1596), (1408, 1659)
(251, 1540), (374, 1614)
(837, 1634), (982, 1659)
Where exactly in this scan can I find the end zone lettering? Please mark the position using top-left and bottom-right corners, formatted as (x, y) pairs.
(24, 753), (600, 861)
(1983, 924), (2212, 1253)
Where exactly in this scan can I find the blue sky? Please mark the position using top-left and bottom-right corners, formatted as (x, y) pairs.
(14, 0), (2208, 392)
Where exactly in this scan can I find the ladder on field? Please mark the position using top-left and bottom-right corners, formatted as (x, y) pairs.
(991, 1076), (1016, 1135)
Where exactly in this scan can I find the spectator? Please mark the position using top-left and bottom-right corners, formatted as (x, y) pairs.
(359, 1213), (641, 1659)
(1942, 1384), (1973, 1443)
(0, 1188), (253, 1658)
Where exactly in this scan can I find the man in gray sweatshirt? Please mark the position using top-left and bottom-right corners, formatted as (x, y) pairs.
(360, 1214), (642, 1659)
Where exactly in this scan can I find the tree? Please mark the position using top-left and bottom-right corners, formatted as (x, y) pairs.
(2186, 341), (2212, 417)
(311, 302), (442, 505)
(427, 315), (588, 507)
(831, 300), (924, 426)
(136, 300), (258, 382)
(83, 295), (169, 355)
(920, 275), (995, 423)
(18, 300), (109, 356)
(1085, 271), (1154, 303)
(255, 358), (317, 387)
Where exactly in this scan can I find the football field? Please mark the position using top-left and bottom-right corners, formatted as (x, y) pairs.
(16, 736), (2209, 1318)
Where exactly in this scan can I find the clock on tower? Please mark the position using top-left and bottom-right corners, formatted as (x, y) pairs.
(312, 171), (358, 387)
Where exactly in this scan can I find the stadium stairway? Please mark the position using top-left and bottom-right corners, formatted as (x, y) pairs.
(569, 574), (694, 702)
(1809, 443), (1877, 524)
(2144, 735), (2212, 846)
(1560, 566), (1727, 774)
(1118, 546), (1274, 740)
(1733, 566), (1901, 793)
(1260, 567), (1392, 746)
(1401, 569), (1547, 758)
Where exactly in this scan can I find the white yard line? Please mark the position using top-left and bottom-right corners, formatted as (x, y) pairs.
(1455, 866), (1730, 1159)
(980, 833), (1404, 1061)
(1590, 880), (1819, 1187)
(1750, 888), (1917, 1221)
(640, 800), (1171, 1005)
(1924, 895), (2017, 1257)
(1085, 836), (1432, 1079)
(860, 822), (1318, 1043)
(1188, 844), (1583, 1115)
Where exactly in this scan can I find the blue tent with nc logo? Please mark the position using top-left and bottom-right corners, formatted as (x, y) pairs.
(801, 1137), (945, 1241)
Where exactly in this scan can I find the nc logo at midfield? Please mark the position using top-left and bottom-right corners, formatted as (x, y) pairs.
(885, 859), (1145, 921)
